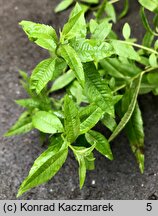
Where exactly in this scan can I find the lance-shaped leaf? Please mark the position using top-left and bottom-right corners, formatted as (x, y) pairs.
(4, 111), (33, 137)
(19, 21), (58, 52)
(61, 3), (86, 40)
(60, 44), (85, 87)
(49, 70), (75, 92)
(17, 142), (68, 197)
(55, 0), (73, 13)
(91, 20), (112, 41)
(32, 111), (64, 134)
(84, 62), (116, 117)
(64, 95), (80, 143)
(71, 39), (114, 62)
(85, 130), (113, 160)
(125, 103), (145, 173)
(108, 74), (143, 142)
(73, 145), (95, 188)
(79, 104), (104, 134)
(111, 40), (141, 61)
(138, 0), (158, 13)
(31, 58), (66, 94)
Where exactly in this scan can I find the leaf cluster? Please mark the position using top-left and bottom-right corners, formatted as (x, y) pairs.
(5, 0), (158, 196)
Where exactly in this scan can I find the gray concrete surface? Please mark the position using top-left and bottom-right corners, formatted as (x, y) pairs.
(0, 0), (158, 199)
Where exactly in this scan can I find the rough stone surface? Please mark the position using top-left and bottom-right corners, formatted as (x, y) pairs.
(0, 0), (158, 200)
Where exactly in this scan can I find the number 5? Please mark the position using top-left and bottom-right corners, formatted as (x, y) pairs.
(146, 203), (152, 211)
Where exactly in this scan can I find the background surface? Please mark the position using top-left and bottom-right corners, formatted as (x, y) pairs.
(0, 0), (158, 199)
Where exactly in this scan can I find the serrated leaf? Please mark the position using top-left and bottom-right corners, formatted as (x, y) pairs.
(108, 74), (142, 142)
(84, 62), (118, 117)
(122, 23), (131, 40)
(101, 113), (117, 132)
(111, 40), (141, 61)
(17, 143), (68, 197)
(49, 70), (75, 92)
(62, 3), (86, 40)
(71, 39), (114, 62)
(80, 104), (104, 134)
(31, 58), (66, 94)
(32, 111), (63, 134)
(60, 44), (85, 87)
(55, 0), (73, 13)
(91, 20), (112, 41)
(124, 103), (144, 173)
(85, 130), (113, 160)
(4, 111), (33, 137)
(64, 95), (80, 143)
(19, 21), (58, 52)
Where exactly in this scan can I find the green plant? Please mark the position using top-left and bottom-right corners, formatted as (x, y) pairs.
(5, 0), (158, 197)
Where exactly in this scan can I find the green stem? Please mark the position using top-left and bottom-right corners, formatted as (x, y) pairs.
(113, 66), (158, 93)
(118, 40), (158, 55)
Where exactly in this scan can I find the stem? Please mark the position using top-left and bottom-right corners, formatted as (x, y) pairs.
(113, 66), (158, 93)
(118, 40), (158, 55)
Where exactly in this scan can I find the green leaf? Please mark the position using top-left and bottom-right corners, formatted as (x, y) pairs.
(60, 44), (85, 87)
(124, 103), (144, 173)
(122, 23), (131, 40)
(19, 21), (58, 52)
(32, 111), (63, 134)
(85, 130), (113, 160)
(61, 3), (86, 40)
(101, 113), (117, 132)
(71, 39), (114, 62)
(111, 40), (140, 61)
(81, 0), (99, 3)
(55, 0), (73, 13)
(49, 70), (75, 92)
(138, 0), (158, 13)
(118, 0), (129, 20)
(105, 3), (116, 23)
(64, 95), (80, 143)
(91, 20), (112, 41)
(80, 104), (104, 134)
(31, 58), (66, 94)
(108, 74), (142, 142)
(84, 62), (118, 117)
(4, 111), (33, 137)
(149, 53), (157, 67)
(17, 143), (68, 197)
(79, 157), (86, 189)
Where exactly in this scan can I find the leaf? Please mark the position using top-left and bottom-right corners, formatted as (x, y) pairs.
(81, 0), (99, 3)
(101, 113), (117, 132)
(138, 0), (158, 13)
(64, 95), (80, 143)
(149, 53), (157, 67)
(91, 20), (112, 41)
(32, 111), (63, 134)
(61, 3), (86, 40)
(71, 39), (113, 62)
(84, 62), (118, 117)
(49, 70), (75, 92)
(122, 23), (131, 40)
(118, 0), (129, 20)
(85, 130), (113, 160)
(80, 104), (104, 134)
(105, 3), (116, 23)
(4, 111), (33, 137)
(111, 40), (141, 61)
(55, 0), (73, 13)
(60, 44), (85, 87)
(17, 143), (68, 197)
(31, 58), (66, 94)
(108, 74), (142, 142)
(19, 21), (58, 52)
(79, 157), (86, 189)
(124, 103), (145, 173)
(71, 38), (113, 62)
